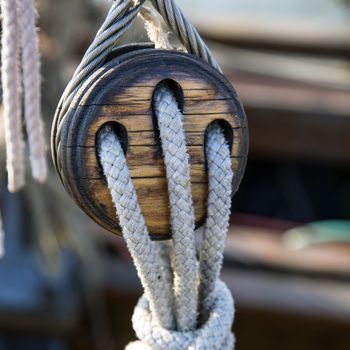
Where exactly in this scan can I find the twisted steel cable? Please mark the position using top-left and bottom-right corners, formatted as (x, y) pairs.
(52, 0), (220, 172)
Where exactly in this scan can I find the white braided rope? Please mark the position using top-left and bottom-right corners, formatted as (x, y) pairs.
(98, 86), (235, 348)
(1, 0), (25, 192)
(199, 124), (233, 323)
(0, 0), (24, 259)
(128, 281), (234, 350)
(154, 84), (197, 331)
(0, 0), (47, 191)
(18, 0), (47, 184)
(49, 0), (235, 347)
(98, 126), (175, 330)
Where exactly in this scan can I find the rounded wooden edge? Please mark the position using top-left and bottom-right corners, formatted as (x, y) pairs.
(51, 43), (155, 176)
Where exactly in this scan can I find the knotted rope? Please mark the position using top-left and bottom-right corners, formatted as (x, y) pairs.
(0, 0), (47, 256)
(50, 0), (236, 348)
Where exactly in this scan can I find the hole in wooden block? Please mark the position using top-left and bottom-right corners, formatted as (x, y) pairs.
(151, 79), (185, 154)
(205, 119), (234, 154)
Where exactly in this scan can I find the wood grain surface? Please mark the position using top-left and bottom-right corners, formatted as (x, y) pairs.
(56, 45), (248, 238)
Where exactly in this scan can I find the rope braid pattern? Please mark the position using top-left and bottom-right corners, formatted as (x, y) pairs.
(0, 0), (47, 255)
(18, 0), (47, 184)
(51, 0), (235, 347)
(0, 0), (47, 190)
(1, 0), (25, 192)
(98, 90), (235, 348)
(199, 125), (233, 323)
(98, 126), (175, 330)
(153, 85), (197, 331)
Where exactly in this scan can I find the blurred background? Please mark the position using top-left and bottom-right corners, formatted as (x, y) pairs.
(0, 0), (350, 349)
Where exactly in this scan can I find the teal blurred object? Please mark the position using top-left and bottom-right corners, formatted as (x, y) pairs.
(283, 220), (350, 249)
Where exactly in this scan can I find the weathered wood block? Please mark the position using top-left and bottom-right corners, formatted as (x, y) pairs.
(53, 44), (248, 239)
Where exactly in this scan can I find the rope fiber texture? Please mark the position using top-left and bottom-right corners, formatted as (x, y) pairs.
(51, 0), (235, 348)
(0, 0), (47, 191)
(153, 85), (198, 331)
(98, 85), (235, 349)
(0, 0), (47, 257)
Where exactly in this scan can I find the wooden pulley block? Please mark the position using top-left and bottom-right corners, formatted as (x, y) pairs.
(54, 44), (248, 239)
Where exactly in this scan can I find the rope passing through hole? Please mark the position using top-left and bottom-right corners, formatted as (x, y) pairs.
(98, 84), (235, 349)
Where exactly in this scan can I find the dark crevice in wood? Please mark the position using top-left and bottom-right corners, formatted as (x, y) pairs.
(78, 98), (234, 107)
(78, 176), (209, 184)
